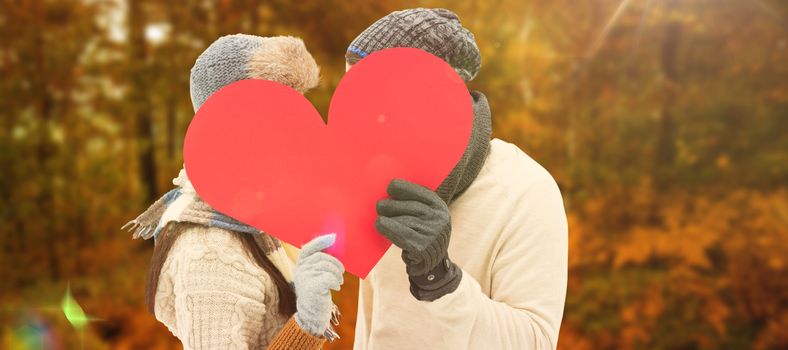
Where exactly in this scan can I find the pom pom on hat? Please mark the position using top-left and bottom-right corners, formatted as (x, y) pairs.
(248, 36), (320, 94)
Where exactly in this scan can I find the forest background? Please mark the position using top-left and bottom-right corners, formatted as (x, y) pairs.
(1, 0), (786, 349)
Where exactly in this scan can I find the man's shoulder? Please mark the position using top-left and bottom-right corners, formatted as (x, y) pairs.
(484, 138), (557, 188)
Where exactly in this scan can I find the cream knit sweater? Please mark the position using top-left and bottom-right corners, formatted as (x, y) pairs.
(354, 138), (569, 350)
(154, 225), (289, 349)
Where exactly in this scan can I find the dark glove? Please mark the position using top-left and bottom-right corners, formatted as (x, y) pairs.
(375, 179), (462, 301)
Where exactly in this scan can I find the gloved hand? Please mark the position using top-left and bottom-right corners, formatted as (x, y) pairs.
(375, 179), (462, 301)
(294, 234), (344, 338)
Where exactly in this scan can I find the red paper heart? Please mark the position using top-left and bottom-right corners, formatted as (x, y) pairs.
(183, 48), (472, 278)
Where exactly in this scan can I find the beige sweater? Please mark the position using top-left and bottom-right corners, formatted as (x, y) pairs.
(354, 138), (569, 350)
(154, 226), (290, 349)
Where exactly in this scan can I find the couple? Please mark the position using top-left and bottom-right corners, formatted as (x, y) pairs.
(126, 8), (567, 350)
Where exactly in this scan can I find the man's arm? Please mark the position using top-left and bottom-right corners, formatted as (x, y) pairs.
(376, 177), (568, 350)
(424, 177), (568, 349)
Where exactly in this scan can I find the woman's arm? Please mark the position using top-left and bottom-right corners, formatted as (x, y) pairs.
(156, 228), (342, 350)
(269, 234), (344, 349)
(154, 227), (304, 349)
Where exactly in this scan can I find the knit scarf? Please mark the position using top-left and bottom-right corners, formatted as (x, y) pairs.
(123, 168), (295, 283)
(436, 90), (492, 204)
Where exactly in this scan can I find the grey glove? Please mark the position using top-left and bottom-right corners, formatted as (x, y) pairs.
(294, 234), (344, 338)
(375, 179), (462, 301)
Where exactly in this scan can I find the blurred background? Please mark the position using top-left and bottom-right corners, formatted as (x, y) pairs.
(1, 0), (786, 349)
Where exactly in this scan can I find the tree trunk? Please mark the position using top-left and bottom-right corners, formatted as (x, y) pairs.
(655, 21), (681, 188)
(129, 0), (158, 202)
(649, 4), (682, 225)
(248, 0), (260, 32)
(165, 94), (176, 161)
(31, 0), (60, 281)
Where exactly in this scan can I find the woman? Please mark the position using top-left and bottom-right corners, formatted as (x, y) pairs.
(124, 34), (343, 349)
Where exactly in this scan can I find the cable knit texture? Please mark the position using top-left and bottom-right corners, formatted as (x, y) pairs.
(346, 8), (481, 81)
(268, 317), (326, 350)
(154, 225), (289, 349)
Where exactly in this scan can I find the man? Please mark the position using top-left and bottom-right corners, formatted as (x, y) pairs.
(345, 8), (568, 350)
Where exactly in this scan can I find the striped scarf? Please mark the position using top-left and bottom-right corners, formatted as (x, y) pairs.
(123, 168), (294, 283)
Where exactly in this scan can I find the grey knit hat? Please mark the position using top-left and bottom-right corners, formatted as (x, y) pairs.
(346, 8), (481, 81)
(190, 34), (320, 112)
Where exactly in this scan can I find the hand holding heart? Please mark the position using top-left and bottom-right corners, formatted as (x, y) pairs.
(294, 234), (344, 337)
(375, 179), (452, 276)
(184, 48), (473, 278)
(375, 179), (462, 301)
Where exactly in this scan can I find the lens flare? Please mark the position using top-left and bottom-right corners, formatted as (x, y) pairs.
(585, 0), (634, 60)
(58, 283), (99, 349)
(3, 312), (59, 350)
(61, 284), (91, 330)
